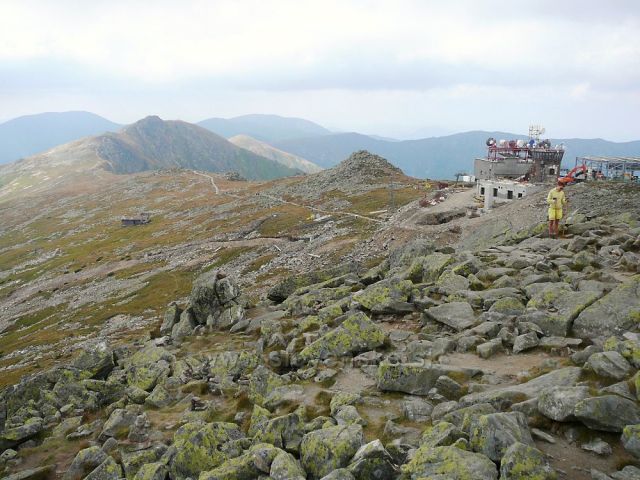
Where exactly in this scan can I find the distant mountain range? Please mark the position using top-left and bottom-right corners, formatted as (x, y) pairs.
(275, 131), (640, 179)
(197, 114), (331, 143)
(0, 116), (300, 183)
(229, 134), (322, 174)
(1, 111), (638, 179)
(0, 111), (121, 164)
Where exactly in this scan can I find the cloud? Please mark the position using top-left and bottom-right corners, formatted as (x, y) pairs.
(0, 0), (639, 139)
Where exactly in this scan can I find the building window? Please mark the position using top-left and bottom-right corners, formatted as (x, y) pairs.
(518, 193), (523, 198)
(493, 188), (498, 197)
(507, 190), (513, 199)
(549, 167), (556, 175)
(480, 187), (485, 195)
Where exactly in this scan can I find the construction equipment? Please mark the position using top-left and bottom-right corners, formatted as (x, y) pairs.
(558, 164), (587, 185)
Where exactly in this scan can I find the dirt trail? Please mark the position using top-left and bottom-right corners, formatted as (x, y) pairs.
(192, 170), (220, 194)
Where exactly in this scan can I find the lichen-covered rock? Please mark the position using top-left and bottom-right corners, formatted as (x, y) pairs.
(574, 395), (640, 432)
(3, 465), (55, 480)
(585, 351), (632, 380)
(300, 424), (364, 479)
(198, 443), (275, 480)
(603, 336), (640, 369)
(248, 365), (289, 407)
(477, 338), (503, 359)
(572, 275), (640, 339)
(420, 421), (466, 448)
(330, 392), (361, 415)
(63, 446), (108, 480)
(436, 272), (470, 295)
(100, 408), (138, 440)
(0, 417), (44, 450)
(405, 252), (453, 283)
(349, 279), (413, 314)
(133, 462), (168, 480)
(254, 408), (305, 452)
(121, 447), (162, 479)
(84, 457), (123, 480)
(170, 421), (244, 479)
(126, 345), (174, 391)
(500, 442), (557, 479)
(423, 301), (479, 331)
(513, 332), (539, 354)
(144, 384), (172, 408)
(268, 263), (359, 303)
(189, 270), (245, 330)
(376, 362), (480, 395)
(489, 297), (526, 315)
(441, 403), (497, 432)
(537, 386), (590, 422)
(459, 367), (582, 409)
(171, 308), (197, 342)
(347, 439), (396, 480)
(319, 469), (355, 480)
(298, 312), (385, 363)
(622, 424), (640, 458)
(270, 450), (306, 480)
(161, 302), (182, 336)
(468, 411), (534, 462)
(399, 445), (498, 480)
(73, 342), (114, 380)
(286, 286), (352, 316)
(526, 284), (601, 337)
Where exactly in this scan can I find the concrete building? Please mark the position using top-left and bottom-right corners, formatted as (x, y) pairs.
(477, 179), (536, 209)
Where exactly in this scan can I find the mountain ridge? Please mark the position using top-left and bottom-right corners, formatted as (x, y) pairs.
(0, 111), (121, 164)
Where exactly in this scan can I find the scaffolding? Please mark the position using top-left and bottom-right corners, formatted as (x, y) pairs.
(576, 156), (640, 181)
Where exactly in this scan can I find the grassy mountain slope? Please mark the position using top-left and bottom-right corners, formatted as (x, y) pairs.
(198, 113), (331, 143)
(275, 131), (640, 179)
(0, 117), (300, 197)
(0, 111), (121, 165)
(229, 134), (322, 173)
(97, 116), (300, 180)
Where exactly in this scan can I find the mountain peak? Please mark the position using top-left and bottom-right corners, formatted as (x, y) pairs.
(334, 150), (403, 178)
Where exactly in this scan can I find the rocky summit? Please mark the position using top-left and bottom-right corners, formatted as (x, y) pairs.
(1, 175), (640, 480)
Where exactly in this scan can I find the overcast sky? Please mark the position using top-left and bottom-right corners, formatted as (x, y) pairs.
(1, 0), (639, 140)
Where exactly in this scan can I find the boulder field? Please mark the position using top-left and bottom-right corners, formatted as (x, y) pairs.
(1, 209), (640, 479)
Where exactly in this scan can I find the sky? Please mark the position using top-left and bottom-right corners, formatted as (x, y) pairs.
(1, 0), (639, 140)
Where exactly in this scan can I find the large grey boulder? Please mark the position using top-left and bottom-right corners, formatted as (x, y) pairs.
(512, 332), (539, 354)
(63, 446), (108, 480)
(399, 445), (498, 479)
(170, 421), (245, 479)
(297, 312), (385, 363)
(468, 411), (534, 462)
(537, 386), (590, 422)
(347, 439), (397, 480)
(406, 252), (453, 283)
(423, 301), (479, 331)
(585, 351), (632, 380)
(572, 275), (640, 339)
(622, 424), (640, 458)
(160, 302), (181, 336)
(500, 442), (557, 480)
(190, 270), (244, 328)
(351, 277), (414, 313)
(526, 284), (601, 337)
(72, 342), (114, 380)
(376, 362), (480, 395)
(574, 395), (640, 432)
(0, 417), (44, 450)
(459, 367), (582, 409)
(300, 424), (364, 479)
(270, 450), (306, 480)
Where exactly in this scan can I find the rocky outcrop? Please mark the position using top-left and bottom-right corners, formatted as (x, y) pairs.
(190, 270), (245, 329)
(572, 275), (640, 339)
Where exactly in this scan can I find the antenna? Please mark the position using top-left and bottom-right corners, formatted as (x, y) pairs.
(528, 125), (545, 141)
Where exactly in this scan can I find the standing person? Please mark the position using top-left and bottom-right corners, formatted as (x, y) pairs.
(547, 182), (567, 238)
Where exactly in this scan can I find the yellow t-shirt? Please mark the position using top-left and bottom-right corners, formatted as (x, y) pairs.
(547, 188), (566, 210)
